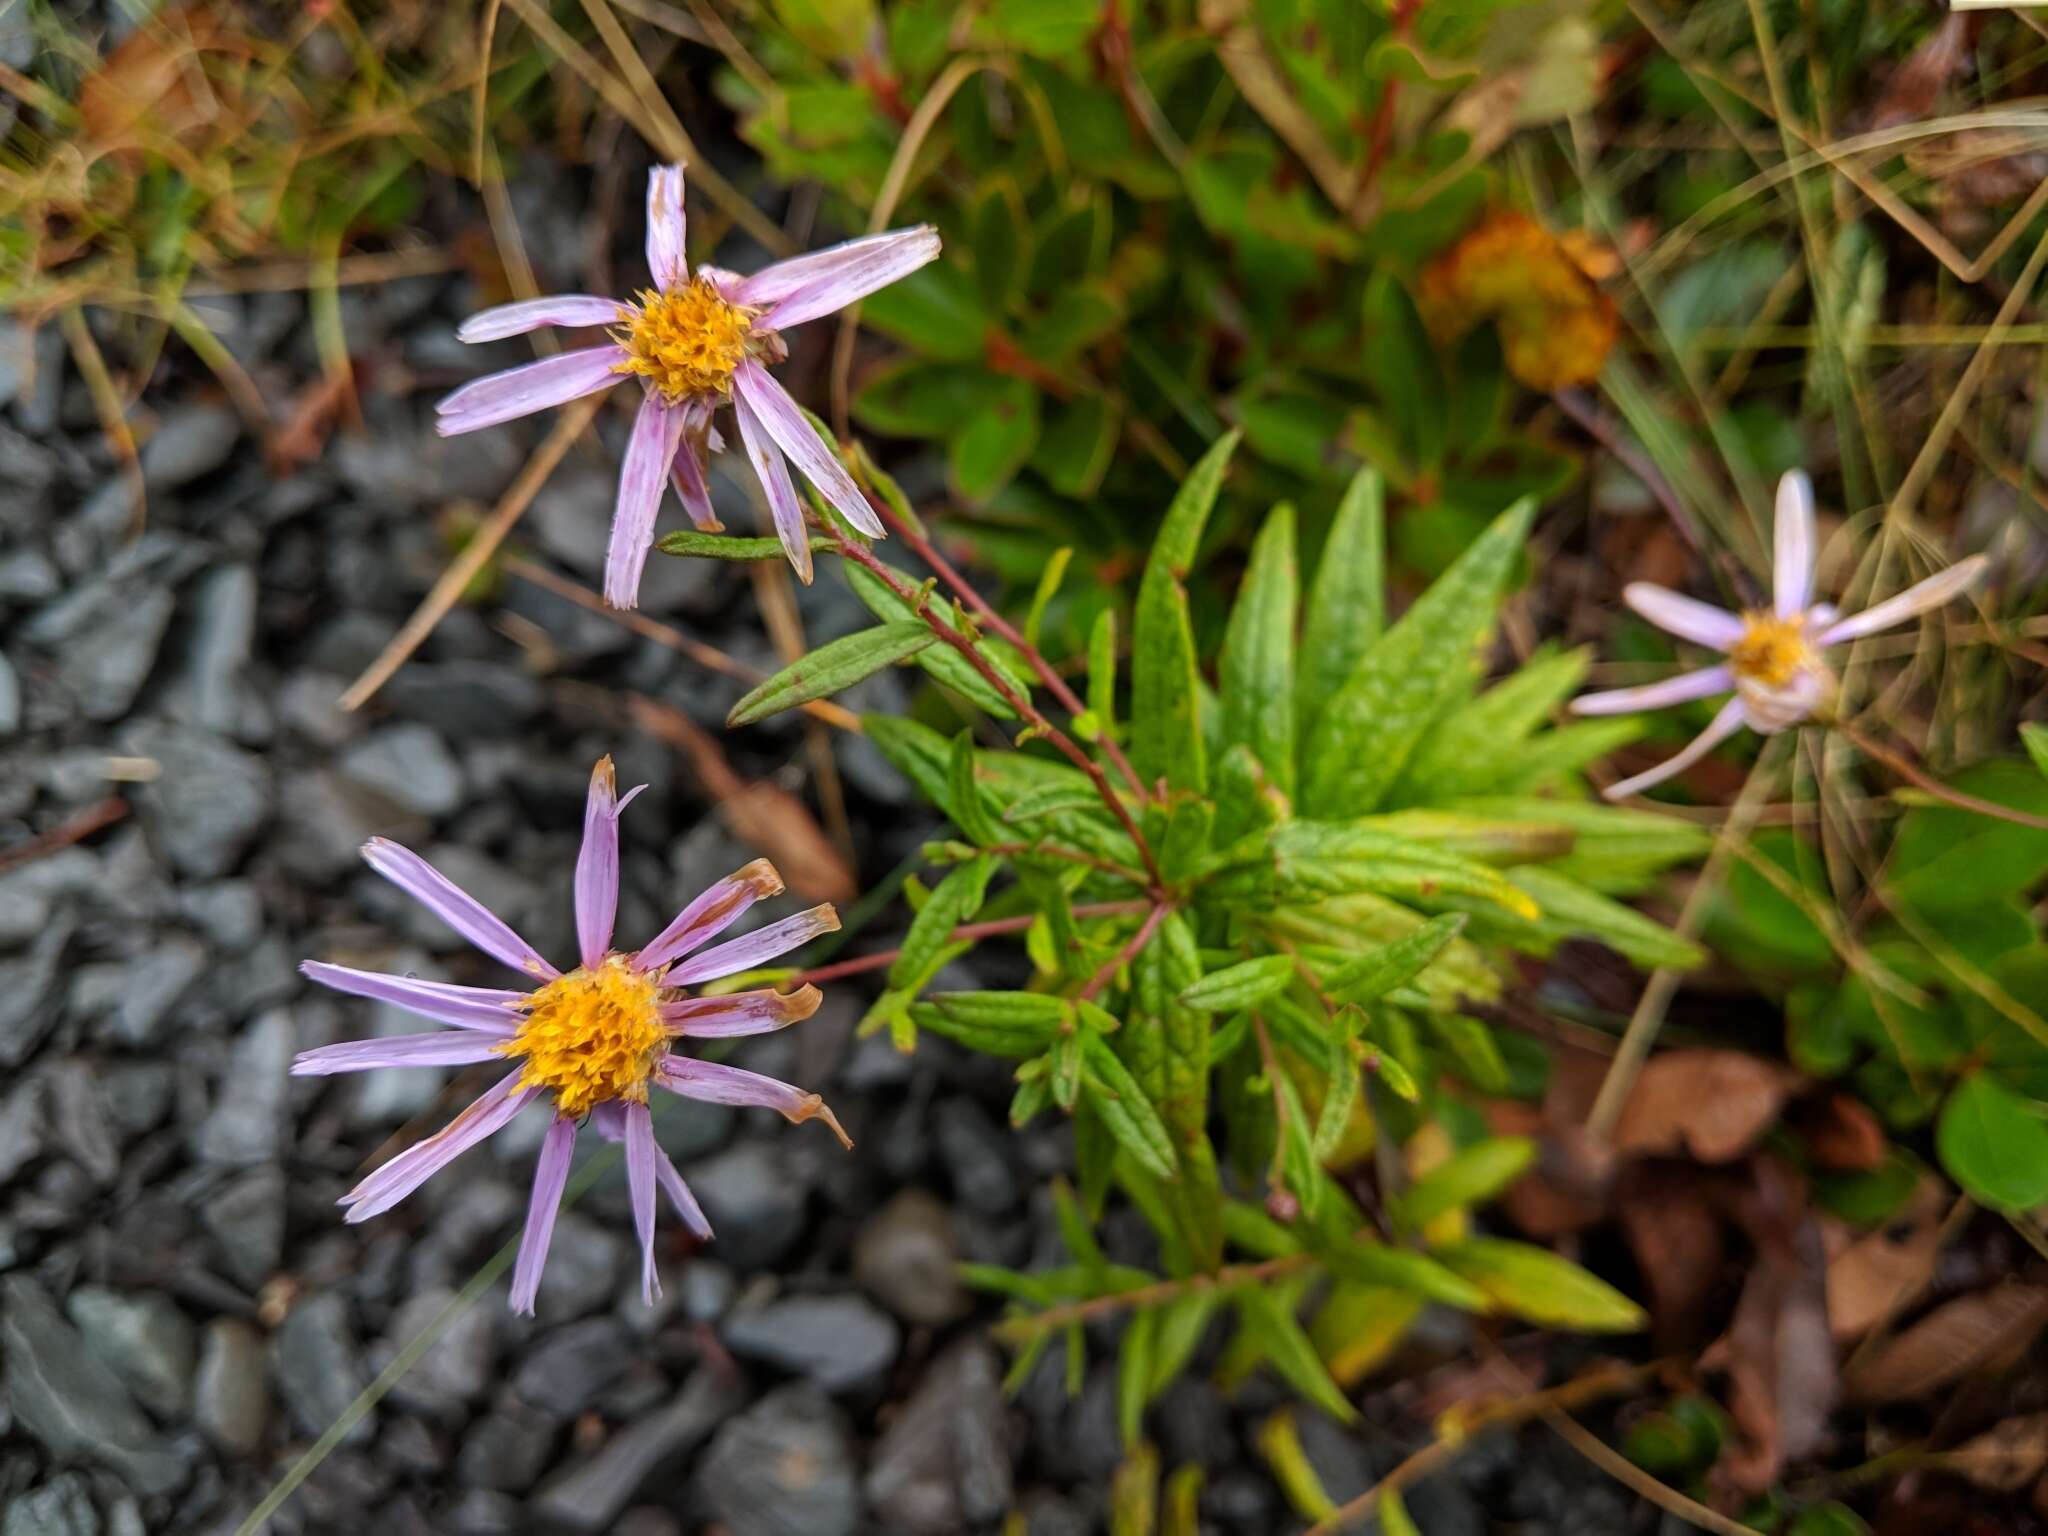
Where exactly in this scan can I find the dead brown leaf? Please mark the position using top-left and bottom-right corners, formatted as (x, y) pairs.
(1484, 1098), (1609, 1238)
(1798, 1091), (1887, 1172)
(1946, 1412), (2048, 1493)
(1843, 1285), (2048, 1405)
(1616, 1165), (1726, 1348)
(1614, 1049), (1799, 1164)
(628, 695), (856, 905)
(1823, 1179), (1950, 1341)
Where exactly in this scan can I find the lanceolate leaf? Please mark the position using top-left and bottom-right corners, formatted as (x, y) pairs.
(1390, 1137), (1536, 1232)
(1083, 1033), (1178, 1180)
(657, 529), (834, 561)
(1388, 645), (1589, 803)
(1234, 1287), (1357, 1424)
(1179, 954), (1295, 1013)
(1220, 503), (1299, 797)
(1449, 865), (1705, 971)
(1132, 432), (1239, 793)
(913, 991), (1067, 1056)
(1323, 914), (1468, 1005)
(948, 732), (1002, 848)
(845, 560), (1026, 718)
(889, 855), (996, 990)
(729, 621), (934, 725)
(1433, 1237), (1647, 1331)
(1320, 1240), (1491, 1309)
(1298, 467), (1384, 738)
(1301, 496), (1535, 818)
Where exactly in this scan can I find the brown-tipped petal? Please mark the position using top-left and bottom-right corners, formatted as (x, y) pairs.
(662, 903), (839, 987)
(661, 984), (823, 1037)
(634, 858), (785, 973)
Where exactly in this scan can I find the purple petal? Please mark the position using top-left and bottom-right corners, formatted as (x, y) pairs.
(360, 839), (560, 980)
(293, 1031), (512, 1076)
(510, 1115), (578, 1315)
(736, 226), (943, 330)
(588, 1102), (628, 1142)
(646, 164), (688, 291)
(1774, 470), (1815, 618)
(340, 1073), (534, 1221)
(657, 1056), (851, 1148)
(662, 904), (841, 987)
(730, 384), (813, 584)
(634, 858), (785, 973)
(1570, 665), (1734, 718)
(435, 346), (625, 436)
(1600, 697), (1750, 802)
(661, 984), (823, 1037)
(1818, 556), (1988, 646)
(671, 426), (722, 531)
(624, 1101), (662, 1304)
(298, 961), (526, 1033)
(458, 296), (626, 344)
(573, 756), (638, 970)
(655, 1146), (713, 1239)
(733, 361), (884, 537)
(1621, 583), (1747, 651)
(605, 395), (687, 610)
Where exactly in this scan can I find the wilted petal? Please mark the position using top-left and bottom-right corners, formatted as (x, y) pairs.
(733, 361), (884, 537)
(736, 226), (943, 330)
(293, 1031), (511, 1076)
(360, 839), (559, 980)
(655, 1145), (712, 1238)
(661, 984), (822, 1037)
(1774, 470), (1815, 617)
(340, 1073), (533, 1221)
(635, 858), (785, 973)
(1600, 697), (1750, 802)
(574, 756), (647, 969)
(662, 904), (840, 986)
(731, 386), (813, 583)
(657, 1055), (851, 1148)
(298, 961), (526, 1033)
(510, 1115), (577, 1315)
(458, 296), (627, 343)
(1622, 583), (1747, 651)
(1819, 556), (1988, 646)
(605, 395), (687, 610)
(435, 346), (625, 436)
(646, 164), (688, 291)
(671, 438), (722, 531)
(1571, 665), (1733, 718)
(624, 1101), (662, 1304)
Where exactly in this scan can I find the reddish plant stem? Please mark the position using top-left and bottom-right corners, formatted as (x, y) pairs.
(872, 503), (1152, 805)
(1077, 901), (1172, 1004)
(0, 797), (128, 874)
(830, 529), (1168, 893)
(1832, 716), (2048, 831)
(787, 898), (1155, 986)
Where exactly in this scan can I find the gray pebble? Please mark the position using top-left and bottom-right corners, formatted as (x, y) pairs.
(193, 1318), (268, 1456)
(723, 1293), (900, 1393)
(66, 1286), (196, 1420)
(340, 724), (466, 819)
(512, 1317), (631, 1417)
(696, 1384), (860, 1536)
(123, 722), (273, 878)
(272, 1292), (374, 1445)
(854, 1188), (967, 1326)
(530, 1365), (748, 1533)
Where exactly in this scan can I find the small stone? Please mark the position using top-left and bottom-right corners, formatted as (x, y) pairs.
(66, 1286), (196, 1420)
(276, 769), (428, 882)
(687, 1140), (810, 1271)
(196, 1007), (292, 1165)
(0, 916), (71, 1068)
(380, 1414), (446, 1474)
(865, 1341), (1013, 1534)
(532, 1212), (623, 1324)
(854, 1189), (967, 1326)
(530, 1365), (749, 1533)
(174, 564), (257, 737)
(139, 404), (239, 489)
(0, 547), (59, 604)
(42, 1059), (118, 1184)
(175, 883), (261, 951)
(0, 1077), (45, 1183)
(198, 1163), (285, 1291)
(123, 722), (273, 877)
(696, 1384), (859, 1536)
(447, 1488), (519, 1536)
(512, 1317), (632, 1417)
(2, 1473), (100, 1536)
(381, 1288), (495, 1419)
(0, 1276), (184, 1496)
(677, 1260), (735, 1324)
(273, 1292), (375, 1445)
(74, 934), (207, 1047)
(193, 1318), (268, 1456)
(0, 651), (18, 736)
(723, 1293), (900, 1393)
(100, 1061), (175, 1138)
(455, 1398), (559, 1491)
(381, 662), (542, 738)
(340, 724), (465, 819)
(935, 1098), (1018, 1215)
(55, 586), (174, 722)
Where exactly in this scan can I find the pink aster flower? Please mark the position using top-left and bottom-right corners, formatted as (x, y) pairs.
(295, 756), (848, 1313)
(436, 162), (940, 603)
(1573, 470), (1988, 800)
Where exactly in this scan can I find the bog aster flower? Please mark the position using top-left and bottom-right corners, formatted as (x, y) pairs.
(1573, 470), (1987, 800)
(295, 756), (847, 1313)
(436, 162), (940, 602)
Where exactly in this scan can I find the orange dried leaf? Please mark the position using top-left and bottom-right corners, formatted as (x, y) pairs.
(1417, 210), (1619, 391)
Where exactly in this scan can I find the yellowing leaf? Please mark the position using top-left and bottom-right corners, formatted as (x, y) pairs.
(1417, 211), (1619, 391)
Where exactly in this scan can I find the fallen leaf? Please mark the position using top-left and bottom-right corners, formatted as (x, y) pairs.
(1483, 1098), (1609, 1238)
(1799, 1091), (1888, 1172)
(1946, 1412), (2048, 1493)
(1842, 1285), (2048, 1405)
(1416, 210), (1619, 391)
(1615, 1165), (1726, 1348)
(1614, 1049), (1798, 1164)
(1823, 1178), (1949, 1341)
(628, 695), (856, 905)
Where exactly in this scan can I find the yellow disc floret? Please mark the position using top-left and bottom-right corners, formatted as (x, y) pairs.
(1729, 612), (1813, 688)
(612, 277), (756, 402)
(500, 955), (667, 1119)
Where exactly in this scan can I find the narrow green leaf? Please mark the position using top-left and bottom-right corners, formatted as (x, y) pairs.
(1003, 783), (1105, 823)
(844, 560), (1024, 719)
(1149, 1291), (1221, 1396)
(1024, 547), (1073, 649)
(948, 733), (1002, 848)
(1086, 607), (1119, 743)
(1235, 1288), (1357, 1424)
(1378, 1490), (1423, 1536)
(1322, 914), (1469, 1005)
(1298, 468), (1385, 739)
(2025, 723), (2048, 783)
(1391, 1138), (1537, 1232)
(1221, 503), (1299, 797)
(1082, 1034), (1178, 1180)
(1312, 1052), (1359, 1161)
(656, 529), (833, 561)
(1117, 1308), (1157, 1449)
(1390, 645), (1590, 802)
(728, 621), (933, 725)
(1132, 432), (1240, 793)
(1321, 1240), (1490, 1309)
(913, 990), (1067, 1056)
(1179, 954), (1296, 1013)
(1272, 1063), (1325, 1221)
(1433, 1237), (1647, 1331)
(890, 855), (995, 989)
(1301, 496), (1535, 817)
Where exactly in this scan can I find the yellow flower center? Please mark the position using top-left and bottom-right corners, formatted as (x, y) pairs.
(612, 277), (757, 402)
(1729, 612), (1812, 688)
(499, 955), (668, 1120)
